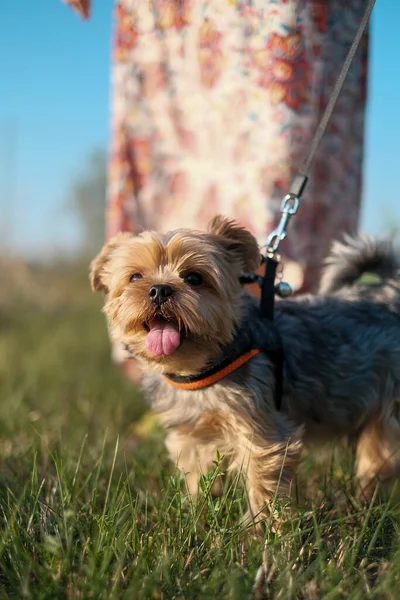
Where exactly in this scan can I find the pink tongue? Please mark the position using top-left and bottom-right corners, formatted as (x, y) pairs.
(146, 319), (181, 356)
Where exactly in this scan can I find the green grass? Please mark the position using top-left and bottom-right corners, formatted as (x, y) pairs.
(0, 262), (400, 599)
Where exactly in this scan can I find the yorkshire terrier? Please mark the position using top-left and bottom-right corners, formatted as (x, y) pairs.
(90, 216), (400, 523)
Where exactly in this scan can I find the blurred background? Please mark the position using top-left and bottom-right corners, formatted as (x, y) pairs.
(0, 1), (399, 446)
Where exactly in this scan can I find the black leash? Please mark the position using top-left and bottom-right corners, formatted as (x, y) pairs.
(246, 0), (376, 409)
(263, 0), (376, 282)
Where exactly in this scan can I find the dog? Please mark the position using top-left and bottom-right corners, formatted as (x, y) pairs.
(90, 216), (400, 523)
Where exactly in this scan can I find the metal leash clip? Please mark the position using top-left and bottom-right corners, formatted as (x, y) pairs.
(263, 193), (301, 299)
(266, 193), (300, 257)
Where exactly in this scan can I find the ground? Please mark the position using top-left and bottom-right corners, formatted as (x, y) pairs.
(0, 260), (399, 599)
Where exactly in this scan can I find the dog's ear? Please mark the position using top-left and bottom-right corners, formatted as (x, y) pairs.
(90, 232), (132, 293)
(208, 215), (261, 273)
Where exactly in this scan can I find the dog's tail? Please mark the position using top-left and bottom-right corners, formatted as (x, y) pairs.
(319, 234), (399, 295)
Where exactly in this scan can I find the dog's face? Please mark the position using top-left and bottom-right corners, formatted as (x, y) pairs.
(90, 216), (260, 375)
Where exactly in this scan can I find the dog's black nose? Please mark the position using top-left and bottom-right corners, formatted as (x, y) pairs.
(148, 284), (174, 305)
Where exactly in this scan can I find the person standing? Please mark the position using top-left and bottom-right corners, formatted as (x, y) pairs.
(65, 0), (369, 374)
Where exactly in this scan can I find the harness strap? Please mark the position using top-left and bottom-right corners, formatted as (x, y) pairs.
(256, 1), (374, 409)
(260, 256), (279, 321)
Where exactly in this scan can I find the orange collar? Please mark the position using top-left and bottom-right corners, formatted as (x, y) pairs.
(163, 349), (260, 391)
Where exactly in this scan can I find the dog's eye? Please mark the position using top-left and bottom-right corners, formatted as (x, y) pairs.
(184, 272), (203, 286)
(130, 273), (143, 282)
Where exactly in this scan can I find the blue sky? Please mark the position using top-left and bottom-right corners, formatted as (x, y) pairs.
(0, 0), (113, 255)
(0, 1), (399, 257)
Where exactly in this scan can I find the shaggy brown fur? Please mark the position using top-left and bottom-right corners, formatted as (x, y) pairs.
(91, 217), (400, 526)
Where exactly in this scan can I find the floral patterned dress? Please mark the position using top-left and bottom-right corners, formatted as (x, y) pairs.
(65, 0), (369, 292)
